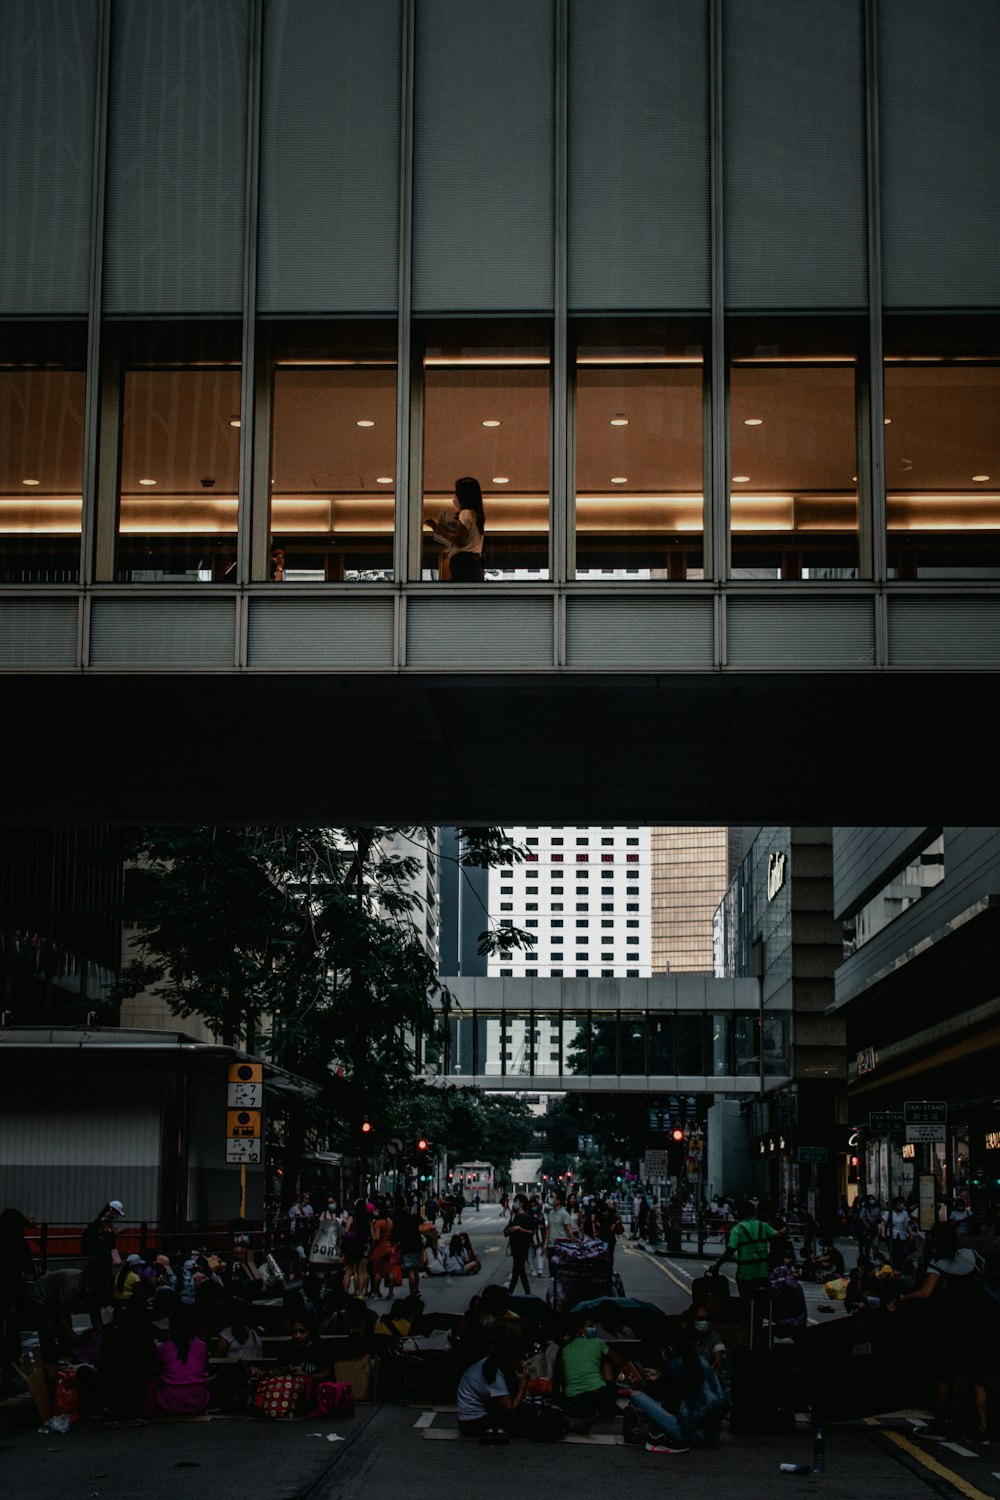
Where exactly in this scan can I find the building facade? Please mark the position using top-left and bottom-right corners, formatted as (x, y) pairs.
(1, 2), (999, 838)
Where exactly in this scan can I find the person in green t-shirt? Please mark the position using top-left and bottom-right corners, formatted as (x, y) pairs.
(554, 1307), (624, 1427)
(714, 1201), (777, 1299)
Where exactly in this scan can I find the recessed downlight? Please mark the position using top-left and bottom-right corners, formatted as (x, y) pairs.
(492, 476), (509, 484)
(884, 417), (892, 425)
(22, 478), (40, 486)
(481, 419), (501, 428)
(139, 478), (157, 486)
(732, 475), (750, 483)
(743, 417), (763, 426)
(376, 476), (394, 485)
(356, 419), (375, 428)
(973, 474), (990, 482)
(229, 415), (241, 428)
(610, 476), (628, 485)
(609, 414), (629, 427)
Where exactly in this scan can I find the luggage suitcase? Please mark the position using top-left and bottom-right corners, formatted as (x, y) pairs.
(726, 1291), (801, 1436)
(549, 1236), (613, 1312)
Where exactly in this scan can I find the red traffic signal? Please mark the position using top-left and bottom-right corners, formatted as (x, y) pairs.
(670, 1126), (685, 1143)
(416, 1136), (429, 1153)
(361, 1119), (373, 1135)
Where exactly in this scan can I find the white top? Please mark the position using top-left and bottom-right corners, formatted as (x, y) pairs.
(218, 1325), (263, 1360)
(456, 1358), (508, 1423)
(449, 508), (484, 557)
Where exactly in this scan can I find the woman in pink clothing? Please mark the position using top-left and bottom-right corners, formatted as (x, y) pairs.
(143, 1306), (211, 1417)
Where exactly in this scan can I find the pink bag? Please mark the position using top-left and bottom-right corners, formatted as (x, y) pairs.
(311, 1380), (355, 1418)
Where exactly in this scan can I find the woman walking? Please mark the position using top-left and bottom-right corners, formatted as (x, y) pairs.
(341, 1198), (373, 1299)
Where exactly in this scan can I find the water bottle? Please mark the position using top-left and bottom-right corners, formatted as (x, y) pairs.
(779, 1463), (810, 1474)
(813, 1426), (826, 1474)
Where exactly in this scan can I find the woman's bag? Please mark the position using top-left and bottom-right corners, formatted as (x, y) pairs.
(252, 1372), (313, 1419)
(311, 1380), (355, 1419)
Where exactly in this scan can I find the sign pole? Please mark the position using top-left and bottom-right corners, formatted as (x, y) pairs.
(240, 1164), (247, 1218)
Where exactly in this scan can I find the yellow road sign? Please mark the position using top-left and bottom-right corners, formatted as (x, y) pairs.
(226, 1109), (261, 1138)
(228, 1062), (263, 1085)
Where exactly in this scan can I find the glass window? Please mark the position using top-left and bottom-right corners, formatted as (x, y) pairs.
(763, 1013), (790, 1074)
(268, 321), (396, 581)
(733, 1014), (759, 1076)
(503, 1012), (533, 1076)
(884, 316), (1000, 578)
(675, 1014), (705, 1074)
(474, 1013), (503, 1075)
(729, 317), (861, 580)
(562, 1014), (590, 1075)
(0, 322), (87, 584)
(421, 319), (551, 579)
(574, 318), (705, 579)
(590, 1013), (617, 1076)
(533, 1013), (561, 1077)
(115, 322), (241, 582)
(448, 1016), (474, 1075)
(711, 1014), (730, 1076)
(648, 1014), (673, 1073)
(619, 1013), (646, 1076)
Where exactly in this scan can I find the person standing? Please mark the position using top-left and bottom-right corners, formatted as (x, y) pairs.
(454, 1186), (466, 1224)
(81, 1199), (124, 1259)
(542, 1190), (579, 1274)
(882, 1196), (916, 1272)
(714, 1200), (778, 1300)
(425, 476), (486, 583)
(392, 1201), (426, 1299)
(505, 1196), (535, 1295)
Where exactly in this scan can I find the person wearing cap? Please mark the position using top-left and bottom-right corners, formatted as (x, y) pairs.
(81, 1200), (124, 1260)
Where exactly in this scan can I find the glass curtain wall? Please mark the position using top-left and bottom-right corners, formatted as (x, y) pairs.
(267, 321), (397, 581)
(0, 323), (87, 583)
(729, 318), (862, 579)
(114, 322), (241, 582)
(574, 318), (705, 578)
(420, 320), (551, 579)
(883, 316), (1000, 578)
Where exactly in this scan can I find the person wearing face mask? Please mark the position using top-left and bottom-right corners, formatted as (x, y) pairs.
(553, 1308), (624, 1429)
(679, 1302), (726, 1378)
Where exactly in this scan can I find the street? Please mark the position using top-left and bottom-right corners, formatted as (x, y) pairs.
(1, 1205), (996, 1500)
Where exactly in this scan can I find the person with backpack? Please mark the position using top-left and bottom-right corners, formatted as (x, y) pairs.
(713, 1200), (778, 1300)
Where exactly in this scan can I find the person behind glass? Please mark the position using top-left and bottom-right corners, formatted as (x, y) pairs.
(425, 476), (486, 582)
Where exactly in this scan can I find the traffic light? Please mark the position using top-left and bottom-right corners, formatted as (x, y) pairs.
(361, 1118), (373, 1136)
(848, 1154), (860, 1183)
(416, 1135), (429, 1156)
(669, 1125), (685, 1145)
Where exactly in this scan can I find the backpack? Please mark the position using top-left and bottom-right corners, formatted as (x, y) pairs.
(622, 1403), (655, 1446)
(523, 1396), (568, 1442)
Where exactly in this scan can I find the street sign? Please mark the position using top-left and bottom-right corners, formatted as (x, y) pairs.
(386, 1136), (403, 1156)
(226, 1138), (262, 1163)
(904, 1101), (947, 1124)
(228, 1062), (263, 1084)
(905, 1123), (946, 1143)
(869, 1111), (904, 1132)
(798, 1146), (829, 1164)
(226, 1109), (261, 1139)
(227, 1080), (262, 1107)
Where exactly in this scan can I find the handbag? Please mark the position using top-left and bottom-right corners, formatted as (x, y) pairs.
(309, 1219), (342, 1265)
(252, 1372), (313, 1419)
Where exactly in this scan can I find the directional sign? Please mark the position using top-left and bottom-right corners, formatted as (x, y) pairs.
(227, 1080), (263, 1107)
(226, 1109), (261, 1139)
(798, 1146), (829, 1165)
(869, 1111), (905, 1132)
(386, 1136), (404, 1156)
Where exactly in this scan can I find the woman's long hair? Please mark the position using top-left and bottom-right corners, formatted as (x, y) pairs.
(351, 1198), (372, 1246)
(168, 1304), (199, 1363)
(454, 476), (485, 539)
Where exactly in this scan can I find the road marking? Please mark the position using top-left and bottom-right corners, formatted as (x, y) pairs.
(941, 1442), (979, 1459)
(623, 1243), (693, 1299)
(865, 1418), (996, 1500)
(413, 1411), (436, 1428)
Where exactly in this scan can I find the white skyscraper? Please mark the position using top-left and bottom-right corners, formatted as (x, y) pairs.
(487, 826), (651, 978)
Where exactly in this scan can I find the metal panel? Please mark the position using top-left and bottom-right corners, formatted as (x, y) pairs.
(565, 597), (714, 668)
(726, 596), (875, 666)
(257, 0), (401, 313)
(411, 0), (555, 311)
(0, 0), (99, 314)
(879, 0), (1000, 307)
(0, 600), (79, 667)
(406, 595), (553, 668)
(567, 0), (710, 311)
(89, 597), (236, 667)
(103, 0), (249, 313)
(723, 0), (868, 309)
(247, 596), (396, 668)
(887, 596), (1000, 666)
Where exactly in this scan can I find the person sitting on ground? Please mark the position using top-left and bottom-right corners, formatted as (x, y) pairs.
(552, 1307), (623, 1431)
(804, 1236), (845, 1282)
(214, 1298), (263, 1360)
(442, 1232), (481, 1276)
(677, 1301), (727, 1379)
(142, 1304), (211, 1419)
(844, 1258), (884, 1315)
(285, 1312), (332, 1381)
(450, 1284), (519, 1372)
(627, 1336), (727, 1454)
(374, 1294), (425, 1339)
(456, 1348), (532, 1442)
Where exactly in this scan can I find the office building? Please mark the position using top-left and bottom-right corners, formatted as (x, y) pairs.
(650, 827), (754, 973)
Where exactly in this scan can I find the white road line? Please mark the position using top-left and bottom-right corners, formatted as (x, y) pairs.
(413, 1410), (436, 1428)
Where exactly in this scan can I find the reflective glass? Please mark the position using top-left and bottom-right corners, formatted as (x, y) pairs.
(729, 318), (861, 580)
(421, 320), (550, 579)
(590, 1012), (617, 1076)
(448, 1016), (474, 1075)
(268, 321), (396, 581)
(574, 319), (704, 579)
(648, 1014), (673, 1073)
(733, 1014), (759, 1076)
(675, 1014), (705, 1074)
(884, 317), (1000, 578)
(116, 323), (241, 582)
(561, 1014), (590, 1076)
(502, 1012), (533, 1077)
(532, 1013), (561, 1076)
(0, 323), (86, 583)
(619, 1012), (646, 1075)
(711, 1014), (729, 1076)
(474, 1013), (503, 1076)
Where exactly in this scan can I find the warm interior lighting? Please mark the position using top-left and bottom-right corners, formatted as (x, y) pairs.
(138, 478), (157, 486)
(610, 477), (628, 485)
(0, 499), (83, 533)
(577, 354), (703, 366)
(424, 354), (550, 368)
(376, 476), (394, 485)
(481, 419), (501, 428)
(884, 418), (892, 425)
(609, 414), (629, 426)
(743, 418), (763, 426)
(356, 419), (375, 428)
(22, 478), (40, 486)
(972, 474), (990, 482)
(732, 475), (750, 483)
(491, 476), (510, 484)
(229, 416), (241, 428)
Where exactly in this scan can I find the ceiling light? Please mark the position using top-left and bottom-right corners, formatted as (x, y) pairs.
(376, 476), (393, 485)
(973, 474), (990, 482)
(481, 419), (501, 428)
(743, 417), (763, 426)
(229, 416), (241, 428)
(22, 478), (40, 486)
(610, 476), (628, 485)
(492, 476), (509, 484)
(139, 478), (157, 486)
(884, 417), (891, 425)
(609, 414), (629, 427)
(356, 419), (375, 428)
(732, 475), (750, 483)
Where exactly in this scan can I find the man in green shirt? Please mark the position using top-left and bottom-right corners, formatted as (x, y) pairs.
(714, 1201), (777, 1299)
